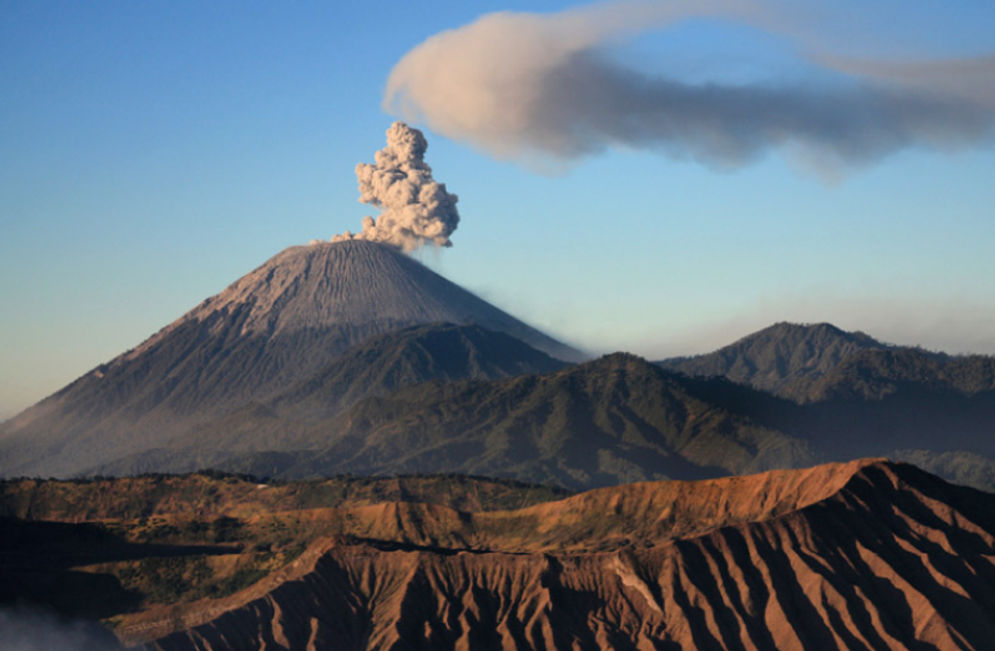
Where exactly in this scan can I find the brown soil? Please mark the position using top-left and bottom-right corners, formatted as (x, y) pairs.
(104, 460), (995, 650)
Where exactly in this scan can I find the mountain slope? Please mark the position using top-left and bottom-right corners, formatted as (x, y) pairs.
(0, 241), (580, 478)
(672, 369), (995, 487)
(891, 449), (995, 492)
(660, 321), (995, 404)
(84, 354), (811, 486)
(193, 353), (812, 489)
(804, 346), (995, 401)
(93, 459), (995, 650)
(659, 322), (886, 400)
(83, 341), (995, 492)
(76, 323), (569, 477)
(657, 324), (995, 488)
(268, 322), (567, 418)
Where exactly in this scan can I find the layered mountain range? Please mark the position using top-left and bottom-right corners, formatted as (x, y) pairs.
(3, 239), (995, 649)
(659, 321), (995, 403)
(659, 322), (995, 489)
(2, 241), (995, 493)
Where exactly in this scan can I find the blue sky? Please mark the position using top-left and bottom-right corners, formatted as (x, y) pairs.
(2, 1), (994, 416)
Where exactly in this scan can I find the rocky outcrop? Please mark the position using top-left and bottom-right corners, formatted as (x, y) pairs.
(130, 460), (995, 650)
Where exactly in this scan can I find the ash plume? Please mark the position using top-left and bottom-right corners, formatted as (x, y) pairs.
(330, 122), (459, 251)
(383, 1), (995, 170)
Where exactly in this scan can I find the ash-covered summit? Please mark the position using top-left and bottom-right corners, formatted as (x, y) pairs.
(0, 240), (581, 478)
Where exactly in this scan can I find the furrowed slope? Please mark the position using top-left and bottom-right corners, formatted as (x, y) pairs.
(0, 241), (580, 478)
(77, 323), (567, 477)
(170, 322), (568, 455)
(270, 322), (567, 415)
(132, 460), (995, 650)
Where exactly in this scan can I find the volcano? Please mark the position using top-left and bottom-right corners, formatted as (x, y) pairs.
(0, 241), (581, 477)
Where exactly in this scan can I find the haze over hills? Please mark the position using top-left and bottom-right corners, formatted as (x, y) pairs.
(659, 322), (995, 490)
(660, 321), (995, 403)
(84, 337), (995, 492)
(218, 353), (813, 488)
(10, 305), (995, 493)
(3, 236), (995, 496)
(0, 241), (581, 478)
(80, 352), (812, 486)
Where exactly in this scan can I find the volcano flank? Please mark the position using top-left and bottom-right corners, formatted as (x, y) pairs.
(0, 240), (581, 478)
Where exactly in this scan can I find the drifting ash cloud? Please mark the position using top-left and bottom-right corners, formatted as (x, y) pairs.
(329, 121), (459, 251)
(383, 1), (995, 170)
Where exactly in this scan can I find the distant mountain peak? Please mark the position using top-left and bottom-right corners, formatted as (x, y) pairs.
(659, 320), (995, 409)
(658, 321), (887, 397)
(749, 320), (880, 343)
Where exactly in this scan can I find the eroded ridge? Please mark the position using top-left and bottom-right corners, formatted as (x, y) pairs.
(121, 460), (995, 650)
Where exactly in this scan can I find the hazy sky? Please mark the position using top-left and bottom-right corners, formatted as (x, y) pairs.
(2, 1), (995, 417)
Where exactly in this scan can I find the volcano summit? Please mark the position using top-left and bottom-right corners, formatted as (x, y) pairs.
(0, 240), (581, 478)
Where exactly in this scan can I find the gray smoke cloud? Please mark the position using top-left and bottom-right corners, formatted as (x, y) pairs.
(330, 121), (459, 251)
(383, 1), (995, 169)
(0, 607), (124, 651)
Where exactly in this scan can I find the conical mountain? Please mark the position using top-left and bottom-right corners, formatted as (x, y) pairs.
(0, 240), (581, 478)
(130, 239), (581, 365)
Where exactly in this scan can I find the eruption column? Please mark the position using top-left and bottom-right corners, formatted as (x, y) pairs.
(331, 122), (459, 251)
